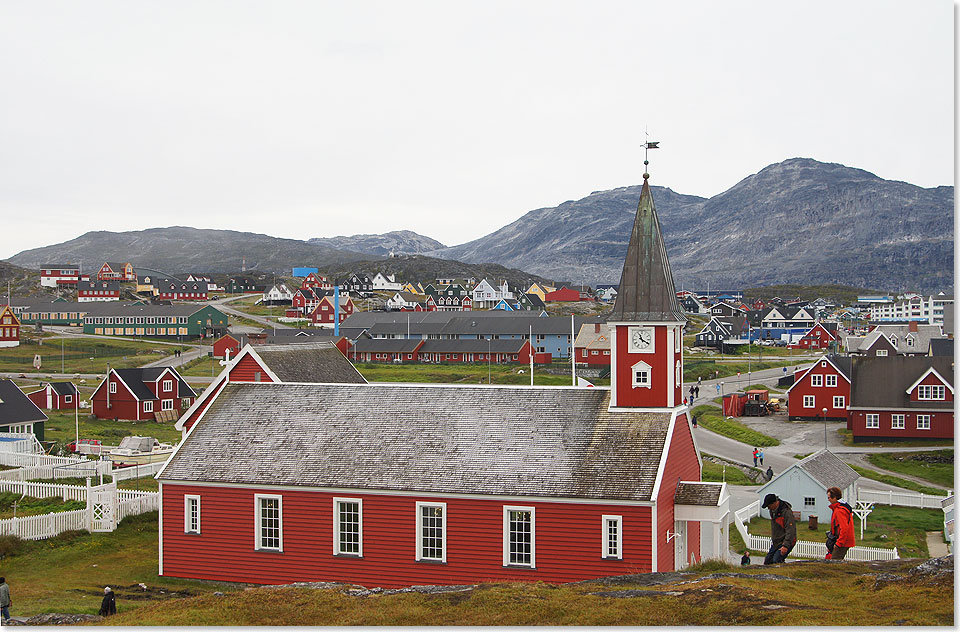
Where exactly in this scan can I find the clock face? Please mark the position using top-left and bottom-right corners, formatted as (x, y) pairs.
(629, 326), (654, 352)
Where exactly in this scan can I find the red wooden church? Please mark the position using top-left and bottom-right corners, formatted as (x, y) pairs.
(157, 168), (729, 587)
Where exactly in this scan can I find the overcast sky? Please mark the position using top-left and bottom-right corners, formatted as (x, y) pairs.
(0, 0), (952, 260)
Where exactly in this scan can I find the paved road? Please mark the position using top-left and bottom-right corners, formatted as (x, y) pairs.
(210, 294), (294, 331)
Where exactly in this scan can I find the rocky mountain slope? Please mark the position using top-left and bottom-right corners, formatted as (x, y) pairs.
(308, 230), (445, 256)
(7, 227), (372, 275)
(428, 158), (954, 292)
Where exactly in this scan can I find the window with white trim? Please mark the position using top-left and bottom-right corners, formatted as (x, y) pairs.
(255, 494), (282, 551)
(334, 498), (362, 556)
(143, 401), (153, 412)
(876, 349), (888, 357)
(631, 361), (651, 389)
(109, 381), (117, 394)
(811, 374), (823, 387)
(185, 495), (200, 534)
(866, 414), (879, 428)
(415, 502), (446, 562)
(64, 394), (72, 404)
(917, 415), (931, 430)
(603, 515), (622, 559)
(917, 385), (945, 400)
(891, 414), (905, 429)
(163, 379), (173, 392)
(803, 395), (815, 408)
(825, 374), (837, 387)
(503, 506), (535, 567)
(833, 396), (845, 408)
(161, 399), (173, 411)
(804, 497), (816, 507)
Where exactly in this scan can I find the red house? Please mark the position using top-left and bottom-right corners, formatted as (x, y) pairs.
(40, 264), (80, 288)
(786, 354), (852, 421)
(310, 294), (355, 326)
(574, 323), (611, 366)
(543, 287), (582, 302)
(301, 273), (332, 290)
(0, 305), (21, 348)
(157, 167), (729, 588)
(78, 280), (121, 302)
(847, 356), (954, 442)
(787, 322), (837, 350)
(91, 367), (195, 421)
(212, 334), (241, 360)
(27, 382), (79, 410)
(96, 261), (136, 282)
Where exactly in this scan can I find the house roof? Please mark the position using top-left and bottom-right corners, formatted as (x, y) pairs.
(846, 324), (944, 355)
(253, 343), (367, 384)
(419, 339), (527, 354)
(929, 339), (953, 356)
(0, 380), (48, 425)
(794, 449), (860, 491)
(674, 481), (725, 506)
(849, 356), (954, 410)
(160, 383), (675, 502)
(112, 368), (195, 400)
(48, 382), (79, 397)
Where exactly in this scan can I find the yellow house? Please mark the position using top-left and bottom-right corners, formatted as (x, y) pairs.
(526, 282), (556, 302)
(400, 282), (423, 296)
(0, 304), (21, 348)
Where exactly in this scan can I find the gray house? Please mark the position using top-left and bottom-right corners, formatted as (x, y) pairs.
(755, 449), (859, 524)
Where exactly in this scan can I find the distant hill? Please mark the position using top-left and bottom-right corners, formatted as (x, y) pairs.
(428, 158), (954, 293)
(308, 230), (445, 257)
(0, 260), (49, 298)
(319, 254), (554, 290)
(6, 227), (373, 275)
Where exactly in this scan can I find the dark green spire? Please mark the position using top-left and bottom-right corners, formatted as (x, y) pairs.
(608, 173), (686, 323)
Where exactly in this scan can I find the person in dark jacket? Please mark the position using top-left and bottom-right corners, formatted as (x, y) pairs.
(99, 587), (117, 616)
(826, 486), (856, 560)
(761, 493), (797, 564)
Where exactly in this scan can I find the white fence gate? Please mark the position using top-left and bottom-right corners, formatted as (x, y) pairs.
(747, 534), (899, 562)
(858, 488), (951, 510)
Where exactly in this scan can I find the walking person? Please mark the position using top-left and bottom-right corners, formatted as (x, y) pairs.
(766, 466), (774, 481)
(826, 486), (856, 560)
(752, 447), (758, 466)
(697, 376), (702, 386)
(761, 494), (797, 564)
(758, 448), (764, 466)
(694, 385), (700, 399)
(99, 587), (117, 617)
(0, 577), (11, 622)
(691, 414), (698, 428)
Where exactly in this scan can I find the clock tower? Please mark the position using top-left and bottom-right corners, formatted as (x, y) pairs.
(608, 166), (686, 410)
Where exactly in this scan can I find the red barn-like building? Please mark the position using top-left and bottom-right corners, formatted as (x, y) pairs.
(91, 368), (195, 421)
(788, 323), (837, 350)
(212, 334), (241, 360)
(158, 169), (729, 588)
(27, 382), (79, 410)
(309, 294), (355, 326)
(786, 355), (852, 421)
(543, 287), (582, 302)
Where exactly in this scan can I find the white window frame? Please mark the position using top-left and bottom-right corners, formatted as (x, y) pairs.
(109, 381), (117, 394)
(163, 379), (173, 392)
(917, 385), (945, 400)
(876, 349), (888, 357)
(184, 495), (201, 534)
(917, 415), (931, 430)
(161, 399), (173, 411)
(891, 414), (905, 429)
(415, 501), (446, 563)
(811, 374), (823, 387)
(804, 497), (816, 507)
(143, 400), (154, 413)
(866, 414), (879, 429)
(825, 374), (837, 387)
(602, 514), (623, 560)
(254, 494), (282, 552)
(333, 497), (363, 557)
(631, 360), (652, 389)
(502, 505), (535, 568)
(803, 395), (815, 408)
(64, 394), (72, 404)
(833, 395), (845, 408)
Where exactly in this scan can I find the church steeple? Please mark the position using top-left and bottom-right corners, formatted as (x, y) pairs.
(608, 156), (686, 410)
(609, 172), (685, 324)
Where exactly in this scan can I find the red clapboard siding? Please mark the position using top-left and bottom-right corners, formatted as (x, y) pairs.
(787, 362), (850, 420)
(161, 484), (654, 587)
(656, 414), (701, 572)
(614, 325), (675, 408)
(910, 372), (954, 403)
(228, 355), (274, 383)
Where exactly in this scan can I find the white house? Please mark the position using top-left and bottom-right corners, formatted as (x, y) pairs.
(262, 283), (294, 304)
(754, 449), (860, 524)
(472, 279), (514, 309)
(371, 273), (403, 292)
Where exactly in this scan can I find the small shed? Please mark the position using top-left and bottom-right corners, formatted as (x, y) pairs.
(755, 449), (860, 523)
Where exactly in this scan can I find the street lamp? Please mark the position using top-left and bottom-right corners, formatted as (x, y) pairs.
(487, 337), (492, 384)
(822, 407), (828, 448)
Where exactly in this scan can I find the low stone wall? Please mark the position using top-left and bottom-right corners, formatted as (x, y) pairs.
(701, 454), (767, 484)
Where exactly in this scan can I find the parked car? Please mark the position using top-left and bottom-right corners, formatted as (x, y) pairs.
(67, 438), (103, 455)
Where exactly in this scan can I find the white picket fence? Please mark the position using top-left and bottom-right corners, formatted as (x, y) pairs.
(0, 509), (88, 540)
(0, 452), (88, 468)
(118, 493), (160, 522)
(111, 461), (166, 481)
(747, 534), (899, 561)
(0, 480), (87, 501)
(858, 488), (951, 510)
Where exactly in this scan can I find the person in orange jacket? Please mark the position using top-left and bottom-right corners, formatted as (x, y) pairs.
(826, 486), (856, 560)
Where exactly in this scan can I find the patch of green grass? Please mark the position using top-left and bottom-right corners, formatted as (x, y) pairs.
(0, 337), (174, 374)
(865, 450), (954, 488)
(355, 363), (609, 386)
(0, 492), (85, 519)
(850, 466), (947, 496)
(42, 410), (182, 445)
(838, 429), (953, 449)
(690, 405), (780, 447)
(700, 461), (758, 485)
(745, 504), (939, 558)
(683, 359), (803, 383)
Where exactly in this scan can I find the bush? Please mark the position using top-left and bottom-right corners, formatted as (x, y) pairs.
(0, 534), (28, 558)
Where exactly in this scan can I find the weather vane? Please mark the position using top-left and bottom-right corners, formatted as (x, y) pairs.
(643, 127), (659, 179)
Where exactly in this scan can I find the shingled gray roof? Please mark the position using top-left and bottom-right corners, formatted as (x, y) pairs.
(674, 482), (724, 506)
(254, 343), (367, 384)
(160, 383), (675, 502)
(794, 449), (859, 491)
(850, 356), (953, 410)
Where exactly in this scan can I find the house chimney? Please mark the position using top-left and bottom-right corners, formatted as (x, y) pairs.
(595, 323), (601, 333)
(908, 321), (918, 333)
